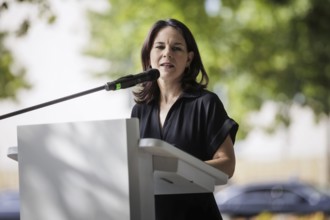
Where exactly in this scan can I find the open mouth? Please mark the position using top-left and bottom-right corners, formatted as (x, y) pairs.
(160, 63), (174, 68)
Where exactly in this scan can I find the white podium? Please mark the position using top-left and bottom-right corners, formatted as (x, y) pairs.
(8, 119), (228, 220)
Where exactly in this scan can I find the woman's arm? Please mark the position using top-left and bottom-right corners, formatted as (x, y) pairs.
(205, 135), (236, 178)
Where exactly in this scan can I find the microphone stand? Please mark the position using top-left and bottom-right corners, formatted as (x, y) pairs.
(0, 69), (160, 120)
(0, 84), (107, 120)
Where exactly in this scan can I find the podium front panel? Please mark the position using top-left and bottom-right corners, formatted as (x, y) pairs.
(17, 119), (153, 220)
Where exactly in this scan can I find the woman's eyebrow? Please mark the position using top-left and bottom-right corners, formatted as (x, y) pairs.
(173, 42), (184, 46)
(154, 41), (184, 46)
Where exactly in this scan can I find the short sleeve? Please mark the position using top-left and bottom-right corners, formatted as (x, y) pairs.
(203, 93), (239, 158)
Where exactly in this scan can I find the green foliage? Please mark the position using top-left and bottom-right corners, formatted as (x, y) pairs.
(222, 0), (330, 133)
(0, 33), (31, 100)
(0, 0), (55, 101)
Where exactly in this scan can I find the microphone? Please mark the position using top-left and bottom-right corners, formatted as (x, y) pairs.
(105, 68), (160, 91)
(0, 69), (160, 120)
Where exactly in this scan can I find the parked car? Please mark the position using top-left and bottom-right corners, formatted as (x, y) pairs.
(0, 190), (20, 220)
(215, 180), (330, 217)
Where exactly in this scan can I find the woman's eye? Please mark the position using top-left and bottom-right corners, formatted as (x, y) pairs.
(155, 45), (164, 49)
(173, 47), (182, 51)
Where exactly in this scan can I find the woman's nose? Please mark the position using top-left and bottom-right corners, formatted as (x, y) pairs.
(163, 46), (172, 58)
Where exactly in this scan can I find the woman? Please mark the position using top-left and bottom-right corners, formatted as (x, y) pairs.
(131, 18), (238, 220)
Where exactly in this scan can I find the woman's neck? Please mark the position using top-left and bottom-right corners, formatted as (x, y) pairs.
(158, 81), (182, 104)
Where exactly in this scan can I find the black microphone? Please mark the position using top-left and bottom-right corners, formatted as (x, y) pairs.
(0, 69), (160, 120)
(105, 69), (160, 91)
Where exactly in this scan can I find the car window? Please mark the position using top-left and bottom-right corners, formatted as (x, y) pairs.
(230, 188), (309, 205)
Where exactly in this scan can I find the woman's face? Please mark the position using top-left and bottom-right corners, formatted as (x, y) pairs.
(150, 26), (194, 83)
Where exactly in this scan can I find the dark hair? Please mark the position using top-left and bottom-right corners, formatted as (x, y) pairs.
(134, 18), (209, 104)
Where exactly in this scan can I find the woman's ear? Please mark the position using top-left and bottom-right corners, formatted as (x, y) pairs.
(186, 51), (194, 67)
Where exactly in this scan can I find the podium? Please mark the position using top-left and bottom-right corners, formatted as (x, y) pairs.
(7, 119), (228, 220)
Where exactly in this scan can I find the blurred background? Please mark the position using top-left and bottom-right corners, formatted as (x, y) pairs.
(0, 0), (329, 219)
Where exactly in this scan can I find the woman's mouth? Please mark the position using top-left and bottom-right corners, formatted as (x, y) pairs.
(160, 63), (174, 68)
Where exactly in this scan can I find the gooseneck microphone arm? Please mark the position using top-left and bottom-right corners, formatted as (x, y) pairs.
(0, 85), (105, 120)
(0, 69), (160, 120)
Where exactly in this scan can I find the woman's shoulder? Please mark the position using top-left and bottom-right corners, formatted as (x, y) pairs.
(200, 89), (218, 98)
(185, 89), (220, 101)
(181, 89), (223, 109)
(132, 100), (156, 113)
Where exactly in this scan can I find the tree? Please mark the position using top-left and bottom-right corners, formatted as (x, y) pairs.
(0, 0), (56, 101)
(0, 32), (29, 100)
(86, 0), (329, 139)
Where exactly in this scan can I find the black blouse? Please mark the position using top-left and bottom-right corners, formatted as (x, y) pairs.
(131, 89), (239, 220)
(131, 89), (238, 160)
